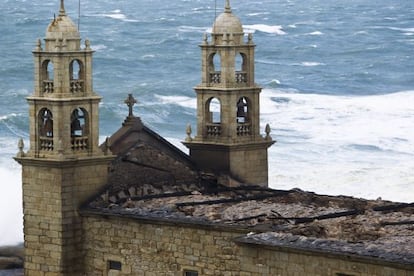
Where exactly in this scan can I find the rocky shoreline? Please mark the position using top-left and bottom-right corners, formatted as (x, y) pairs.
(0, 245), (23, 273)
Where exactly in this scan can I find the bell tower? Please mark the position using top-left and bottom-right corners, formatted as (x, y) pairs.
(15, 1), (113, 274)
(184, 0), (274, 186)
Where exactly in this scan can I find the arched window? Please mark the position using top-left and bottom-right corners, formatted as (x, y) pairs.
(235, 53), (247, 83)
(39, 108), (53, 137)
(70, 60), (84, 93)
(212, 53), (221, 72)
(236, 97), (249, 123)
(236, 53), (244, 71)
(42, 60), (54, 80)
(71, 108), (88, 137)
(208, 53), (222, 84)
(70, 59), (82, 80)
(206, 97), (221, 124)
(42, 60), (54, 93)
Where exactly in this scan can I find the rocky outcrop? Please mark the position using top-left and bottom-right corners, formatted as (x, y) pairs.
(0, 245), (23, 270)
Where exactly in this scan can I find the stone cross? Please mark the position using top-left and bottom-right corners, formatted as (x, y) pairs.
(124, 94), (137, 117)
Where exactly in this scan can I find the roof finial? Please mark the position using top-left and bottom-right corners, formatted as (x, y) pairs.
(225, 0), (232, 13)
(59, 0), (66, 16)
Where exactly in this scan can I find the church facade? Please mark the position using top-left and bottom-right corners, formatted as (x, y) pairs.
(15, 1), (414, 276)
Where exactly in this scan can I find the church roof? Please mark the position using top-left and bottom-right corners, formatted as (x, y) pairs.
(82, 105), (414, 269)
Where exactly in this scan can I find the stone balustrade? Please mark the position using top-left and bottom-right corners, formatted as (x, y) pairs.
(39, 137), (54, 151)
(237, 123), (251, 136)
(43, 80), (54, 94)
(70, 80), (84, 93)
(209, 72), (221, 84)
(206, 124), (222, 136)
(71, 136), (88, 151)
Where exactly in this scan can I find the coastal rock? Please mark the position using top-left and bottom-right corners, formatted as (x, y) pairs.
(0, 245), (24, 270)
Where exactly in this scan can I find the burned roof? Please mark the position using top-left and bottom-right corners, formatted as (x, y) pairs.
(85, 115), (414, 269)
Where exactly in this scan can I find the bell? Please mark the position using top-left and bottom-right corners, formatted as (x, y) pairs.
(237, 99), (246, 117)
(72, 119), (82, 131)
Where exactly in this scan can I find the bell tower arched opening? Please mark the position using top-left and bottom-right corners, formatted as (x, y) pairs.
(205, 97), (222, 136)
(42, 60), (54, 94)
(71, 107), (89, 151)
(236, 96), (250, 123)
(235, 52), (247, 83)
(69, 59), (84, 93)
(209, 53), (222, 84)
(38, 108), (54, 151)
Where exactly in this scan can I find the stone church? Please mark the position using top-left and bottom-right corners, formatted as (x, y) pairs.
(14, 0), (414, 275)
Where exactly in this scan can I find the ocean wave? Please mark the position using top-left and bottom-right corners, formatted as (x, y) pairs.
(154, 94), (196, 109)
(178, 25), (208, 33)
(243, 24), (286, 35)
(299, 61), (325, 67)
(307, 31), (323, 36)
(246, 12), (270, 17)
(261, 88), (414, 157)
(91, 44), (107, 51)
(96, 10), (140, 22)
(0, 164), (22, 246)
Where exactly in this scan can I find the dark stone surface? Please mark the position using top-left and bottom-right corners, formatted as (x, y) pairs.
(0, 245), (23, 274)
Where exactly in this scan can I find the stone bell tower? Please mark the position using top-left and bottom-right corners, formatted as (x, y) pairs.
(14, 1), (113, 274)
(184, 0), (274, 186)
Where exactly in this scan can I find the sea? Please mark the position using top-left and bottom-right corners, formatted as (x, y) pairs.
(0, 0), (413, 246)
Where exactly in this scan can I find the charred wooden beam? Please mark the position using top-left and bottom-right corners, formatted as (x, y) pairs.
(373, 203), (414, 212)
(266, 210), (363, 224)
(176, 193), (289, 207)
(294, 209), (362, 224)
(380, 220), (414, 226)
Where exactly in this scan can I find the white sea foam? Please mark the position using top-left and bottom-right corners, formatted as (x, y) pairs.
(178, 26), (208, 33)
(247, 12), (270, 17)
(0, 138), (23, 246)
(308, 31), (323, 36)
(300, 62), (324, 67)
(154, 94), (197, 109)
(91, 44), (107, 51)
(100, 10), (139, 22)
(261, 89), (414, 202)
(243, 24), (286, 35)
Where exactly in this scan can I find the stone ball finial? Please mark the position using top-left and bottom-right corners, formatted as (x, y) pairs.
(104, 137), (111, 155)
(185, 124), (193, 142)
(35, 39), (42, 51)
(248, 33), (254, 44)
(202, 33), (208, 45)
(16, 138), (25, 158)
(85, 39), (91, 50)
(265, 124), (272, 140)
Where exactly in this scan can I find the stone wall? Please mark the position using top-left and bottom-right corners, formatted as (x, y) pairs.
(18, 157), (112, 275)
(82, 215), (412, 276)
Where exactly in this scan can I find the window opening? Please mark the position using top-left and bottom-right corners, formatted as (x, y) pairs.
(237, 97), (248, 123)
(108, 260), (122, 271)
(39, 109), (53, 137)
(212, 53), (221, 72)
(184, 270), (198, 276)
(208, 98), (221, 123)
(71, 108), (86, 137)
(236, 53), (244, 71)
(42, 60), (54, 93)
(43, 60), (54, 81)
(70, 59), (81, 80)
